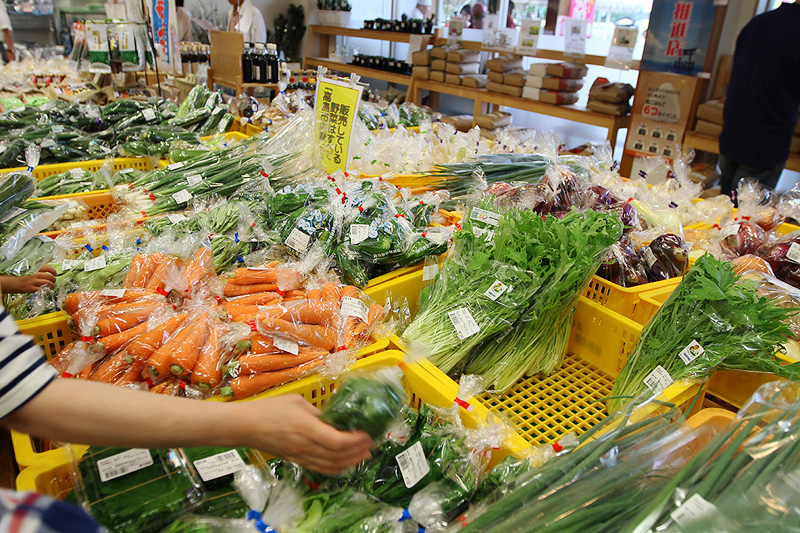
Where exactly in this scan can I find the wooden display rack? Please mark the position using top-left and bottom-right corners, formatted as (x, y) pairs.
(208, 30), (279, 95)
(683, 131), (800, 173)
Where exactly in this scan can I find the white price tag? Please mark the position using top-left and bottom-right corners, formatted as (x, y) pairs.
(193, 449), (246, 482)
(273, 336), (299, 355)
(678, 340), (705, 365)
(448, 307), (480, 340)
(0, 206), (26, 223)
(395, 441), (430, 489)
(471, 207), (501, 226)
(670, 494), (717, 527)
(341, 296), (369, 323)
(787, 243), (800, 265)
(167, 162), (184, 171)
(285, 228), (310, 253)
(643, 365), (673, 396)
(166, 213), (187, 224)
(422, 263), (439, 281)
(141, 108), (156, 121)
(186, 173), (203, 186)
(100, 289), (127, 297)
(350, 224), (369, 244)
(172, 190), (193, 204)
(84, 256), (107, 272)
(61, 259), (79, 270)
(484, 279), (509, 301)
(642, 247), (658, 268)
(69, 168), (84, 178)
(97, 449), (153, 482)
(118, 168), (135, 175)
(424, 232), (447, 245)
(718, 223), (740, 240)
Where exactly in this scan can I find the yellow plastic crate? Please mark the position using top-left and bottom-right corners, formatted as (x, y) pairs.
(0, 157), (153, 180)
(583, 275), (682, 325)
(364, 263), (426, 317)
(402, 296), (704, 447)
(17, 350), (529, 494)
(356, 173), (438, 189)
(775, 221), (800, 236)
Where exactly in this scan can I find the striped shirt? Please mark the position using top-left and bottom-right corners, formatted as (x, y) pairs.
(0, 308), (56, 419)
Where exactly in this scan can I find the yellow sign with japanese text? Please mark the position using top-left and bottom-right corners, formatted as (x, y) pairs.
(314, 77), (363, 174)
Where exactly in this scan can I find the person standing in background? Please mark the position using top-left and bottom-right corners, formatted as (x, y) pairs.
(460, 4), (472, 27)
(176, 0), (192, 42)
(471, 0), (486, 29)
(410, 0), (432, 20)
(0, 4), (16, 63)
(506, 0), (515, 28)
(226, 0), (267, 44)
(718, 1), (800, 197)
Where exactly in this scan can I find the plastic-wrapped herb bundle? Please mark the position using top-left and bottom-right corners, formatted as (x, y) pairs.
(609, 254), (800, 413)
(464, 207), (623, 390)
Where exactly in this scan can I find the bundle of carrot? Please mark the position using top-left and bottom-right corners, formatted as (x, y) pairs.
(218, 267), (387, 400)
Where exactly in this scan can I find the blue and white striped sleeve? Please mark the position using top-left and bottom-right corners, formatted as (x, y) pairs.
(0, 308), (57, 419)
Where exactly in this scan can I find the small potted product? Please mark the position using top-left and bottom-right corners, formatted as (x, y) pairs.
(316, 0), (351, 26)
(363, 19), (375, 29)
(409, 18), (423, 33)
(424, 14), (434, 34)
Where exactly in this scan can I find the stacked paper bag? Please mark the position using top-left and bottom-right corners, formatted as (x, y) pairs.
(441, 48), (481, 86)
(485, 54), (525, 96)
(411, 49), (432, 80)
(475, 111), (512, 138)
(587, 77), (634, 116)
(522, 62), (587, 105)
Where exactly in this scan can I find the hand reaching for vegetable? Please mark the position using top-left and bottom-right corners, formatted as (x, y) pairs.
(0, 265), (57, 294)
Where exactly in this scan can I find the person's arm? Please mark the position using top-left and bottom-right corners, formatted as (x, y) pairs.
(0, 265), (56, 294)
(2, 378), (373, 474)
(3, 28), (14, 62)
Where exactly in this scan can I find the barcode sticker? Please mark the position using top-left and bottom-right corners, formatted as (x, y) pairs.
(119, 168), (135, 175)
(471, 207), (501, 226)
(670, 494), (717, 526)
(100, 289), (126, 297)
(167, 162), (184, 171)
(642, 247), (658, 268)
(273, 336), (299, 355)
(422, 263), (439, 281)
(787, 243), (800, 265)
(84, 256), (107, 272)
(0, 206), (26, 223)
(395, 441), (430, 489)
(341, 296), (369, 322)
(141, 108), (156, 121)
(448, 307), (480, 340)
(678, 340), (704, 365)
(69, 168), (84, 178)
(166, 213), (187, 224)
(285, 228), (310, 253)
(61, 259), (79, 270)
(643, 365), (672, 396)
(350, 224), (369, 244)
(718, 223), (740, 240)
(484, 280), (509, 301)
(97, 449), (153, 482)
(186, 173), (203, 186)
(193, 449), (246, 482)
(172, 190), (193, 204)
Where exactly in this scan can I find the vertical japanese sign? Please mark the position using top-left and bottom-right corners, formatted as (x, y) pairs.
(625, 71), (697, 159)
(151, 0), (170, 62)
(314, 77), (363, 174)
(640, 0), (719, 76)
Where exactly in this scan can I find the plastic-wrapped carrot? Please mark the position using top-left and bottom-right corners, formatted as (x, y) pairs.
(96, 320), (151, 354)
(232, 268), (278, 285)
(190, 326), (224, 390)
(144, 314), (208, 378)
(282, 290), (306, 300)
(238, 349), (328, 374)
(93, 303), (163, 336)
(133, 253), (162, 288)
(149, 378), (178, 394)
(114, 359), (145, 386)
(184, 247), (215, 287)
(145, 255), (180, 294)
(259, 316), (336, 351)
(223, 283), (279, 297)
(221, 359), (324, 399)
(222, 292), (282, 307)
(306, 289), (323, 301)
(346, 303), (385, 349)
(126, 314), (188, 362)
(265, 300), (338, 326)
(64, 289), (162, 315)
(249, 332), (276, 355)
(50, 343), (74, 372)
(123, 254), (145, 288)
(90, 351), (131, 383)
(224, 305), (267, 322)
(340, 286), (361, 299)
(321, 282), (342, 304)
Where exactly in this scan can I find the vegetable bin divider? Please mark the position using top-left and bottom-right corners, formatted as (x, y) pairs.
(582, 274), (682, 325)
(17, 350), (531, 495)
(0, 157), (154, 181)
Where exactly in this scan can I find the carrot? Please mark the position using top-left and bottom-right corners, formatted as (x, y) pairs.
(350, 303), (385, 348)
(238, 349), (328, 374)
(184, 247), (215, 287)
(50, 342), (74, 373)
(90, 351), (131, 383)
(223, 305), (267, 322)
(223, 283), (279, 297)
(267, 300), (338, 326)
(149, 378), (177, 394)
(222, 292), (282, 307)
(232, 268), (278, 285)
(123, 254), (145, 289)
(249, 332), (276, 354)
(190, 326), (224, 390)
(321, 282), (341, 303)
(340, 285), (361, 300)
(144, 314), (208, 378)
(126, 314), (188, 362)
(282, 290), (306, 299)
(73, 300), (160, 330)
(133, 253), (161, 288)
(114, 360), (146, 386)
(96, 320), (151, 354)
(145, 255), (179, 293)
(93, 304), (162, 336)
(222, 359), (324, 399)
(64, 289), (161, 315)
(259, 316), (336, 351)
(306, 289), (323, 301)
(340, 316), (359, 350)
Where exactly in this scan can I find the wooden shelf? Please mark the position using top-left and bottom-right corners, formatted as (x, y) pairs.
(305, 57), (413, 85)
(684, 131), (800, 173)
(308, 25), (433, 44)
(414, 78), (488, 100)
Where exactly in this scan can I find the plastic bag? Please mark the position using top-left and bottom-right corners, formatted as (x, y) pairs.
(640, 233), (689, 282)
(757, 229), (800, 288)
(737, 177), (783, 231)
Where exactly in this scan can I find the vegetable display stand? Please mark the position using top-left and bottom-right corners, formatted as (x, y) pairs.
(38, 190), (117, 231)
(364, 261), (427, 316)
(17, 350), (530, 494)
(583, 274), (682, 325)
(0, 157), (154, 181)
(638, 285), (797, 409)
(245, 122), (266, 136)
(410, 296), (704, 447)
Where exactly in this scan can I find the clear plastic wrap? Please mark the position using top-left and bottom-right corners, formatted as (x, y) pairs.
(597, 236), (649, 287)
(640, 233), (689, 282)
(737, 177), (784, 231)
(757, 229), (800, 288)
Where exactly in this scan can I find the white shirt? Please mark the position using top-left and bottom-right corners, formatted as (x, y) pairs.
(177, 7), (192, 42)
(226, 0), (267, 44)
(0, 7), (11, 32)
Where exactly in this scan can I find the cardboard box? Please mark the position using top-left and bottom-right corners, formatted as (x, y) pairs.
(462, 74), (488, 88)
(486, 54), (523, 72)
(445, 62), (480, 75)
(447, 49), (481, 63)
(587, 97), (630, 116)
(431, 59), (446, 71)
(504, 72), (527, 87)
(445, 73), (463, 85)
(696, 99), (725, 125)
(475, 111), (512, 130)
(695, 119), (723, 137)
(488, 70), (505, 83)
(522, 87), (579, 105)
(411, 49), (431, 66)
(526, 76), (583, 92)
(430, 70), (446, 82)
(545, 62), (588, 79)
(412, 66), (431, 80)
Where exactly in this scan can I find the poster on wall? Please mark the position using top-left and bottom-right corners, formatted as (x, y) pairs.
(640, 0), (720, 76)
(625, 71), (698, 160)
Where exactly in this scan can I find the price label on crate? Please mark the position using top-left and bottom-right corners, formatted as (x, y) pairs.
(341, 296), (369, 323)
(642, 247), (658, 268)
(97, 448), (153, 482)
(273, 336), (299, 355)
(448, 307), (480, 340)
(350, 224), (369, 244)
(61, 259), (80, 270)
(678, 340), (704, 365)
(69, 168), (84, 178)
(193, 449), (246, 482)
(643, 365), (672, 396)
(100, 289), (127, 297)
(670, 494), (717, 526)
(788, 243), (800, 265)
(167, 162), (184, 171)
(84, 255), (107, 272)
(185, 173), (203, 186)
(285, 228), (310, 253)
(395, 441), (430, 489)
(484, 279), (509, 301)
(718, 223), (740, 240)
(141, 108), (157, 122)
(172, 190), (193, 204)
(471, 207), (501, 226)
(422, 263), (439, 281)
(166, 213), (187, 224)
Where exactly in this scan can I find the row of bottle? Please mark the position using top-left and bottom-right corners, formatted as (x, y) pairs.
(180, 42), (210, 75)
(243, 43), (280, 84)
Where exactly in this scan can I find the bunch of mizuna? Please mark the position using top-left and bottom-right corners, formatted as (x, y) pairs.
(403, 197), (622, 391)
